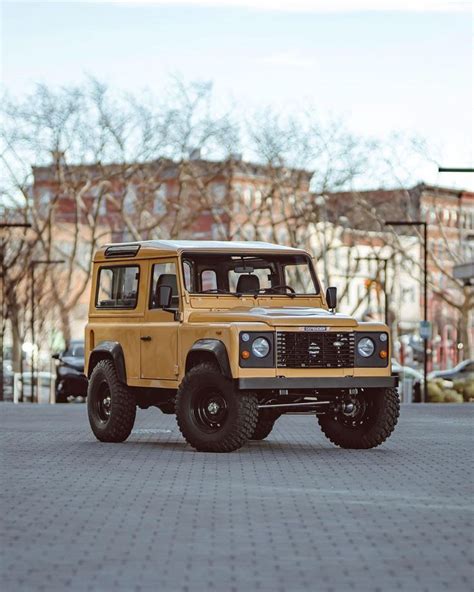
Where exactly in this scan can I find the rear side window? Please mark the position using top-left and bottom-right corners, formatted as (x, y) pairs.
(96, 266), (139, 309)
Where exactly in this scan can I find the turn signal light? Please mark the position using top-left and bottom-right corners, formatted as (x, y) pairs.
(379, 350), (388, 359)
(241, 350), (250, 359)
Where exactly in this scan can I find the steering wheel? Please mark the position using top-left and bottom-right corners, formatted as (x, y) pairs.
(261, 285), (296, 295)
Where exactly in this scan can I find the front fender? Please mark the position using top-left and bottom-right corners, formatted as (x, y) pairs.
(88, 341), (127, 383)
(186, 339), (232, 378)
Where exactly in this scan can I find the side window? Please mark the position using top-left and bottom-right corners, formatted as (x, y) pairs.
(183, 261), (193, 292)
(201, 269), (217, 291)
(96, 266), (139, 309)
(150, 262), (179, 309)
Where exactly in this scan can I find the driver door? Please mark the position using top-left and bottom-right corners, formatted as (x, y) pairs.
(140, 259), (180, 381)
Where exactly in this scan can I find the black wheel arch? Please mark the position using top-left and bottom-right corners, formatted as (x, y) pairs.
(88, 341), (127, 383)
(186, 339), (232, 378)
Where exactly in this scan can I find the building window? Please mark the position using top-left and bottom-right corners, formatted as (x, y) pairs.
(438, 240), (445, 261)
(123, 185), (136, 215)
(243, 187), (252, 206)
(154, 185), (167, 216)
(211, 182), (226, 202)
(37, 188), (52, 210)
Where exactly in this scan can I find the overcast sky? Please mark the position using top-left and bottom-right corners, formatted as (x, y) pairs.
(1, 0), (472, 189)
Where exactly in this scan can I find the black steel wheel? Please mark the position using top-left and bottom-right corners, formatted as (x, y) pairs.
(318, 388), (400, 449)
(87, 359), (136, 443)
(94, 383), (112, 422)
(175, 362), (258, 452)
(193, 391), (229, 433)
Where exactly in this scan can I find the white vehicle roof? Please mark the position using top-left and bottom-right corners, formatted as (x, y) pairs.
(96, 240), (309, 261)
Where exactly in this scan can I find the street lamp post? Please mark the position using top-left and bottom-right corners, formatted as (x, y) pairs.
(30, 259), (64, 403)
(315, 195), (330, 288)
(354, 256), (390, 325)
(0, 223), (32, 401)
(385, 220), (428, 403)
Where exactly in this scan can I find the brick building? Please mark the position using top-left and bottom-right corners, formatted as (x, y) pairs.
(29, 155), (473, 367)
(32, 154), (311, 242)
(324, 184), (474, 367)
(30, 154), (311, 340)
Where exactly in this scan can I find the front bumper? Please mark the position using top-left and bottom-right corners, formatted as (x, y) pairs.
(237, 376), (398, 390)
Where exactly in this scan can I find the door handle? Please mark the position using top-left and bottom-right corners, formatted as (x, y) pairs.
(140, 335), (152, 342)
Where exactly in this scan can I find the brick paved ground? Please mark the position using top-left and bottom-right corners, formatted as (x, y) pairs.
(1, 403), (472, 592)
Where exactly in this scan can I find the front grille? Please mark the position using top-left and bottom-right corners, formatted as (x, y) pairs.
(276, 331), (355, 368)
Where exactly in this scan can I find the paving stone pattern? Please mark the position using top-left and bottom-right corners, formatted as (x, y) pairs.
(1, 403), (473, 592)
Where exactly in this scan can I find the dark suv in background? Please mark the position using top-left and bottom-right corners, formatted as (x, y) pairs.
(53, 340), (87, 403)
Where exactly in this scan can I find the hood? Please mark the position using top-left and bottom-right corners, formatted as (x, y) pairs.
(188, 306), (358, 328)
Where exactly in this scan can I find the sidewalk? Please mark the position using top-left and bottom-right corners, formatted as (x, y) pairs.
(1, 403), (472, 592)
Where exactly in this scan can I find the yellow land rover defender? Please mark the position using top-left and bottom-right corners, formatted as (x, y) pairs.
(85, 240), (399, 452)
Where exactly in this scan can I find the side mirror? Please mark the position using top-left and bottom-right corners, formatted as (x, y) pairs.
(326, 286), (337, 312)
(157, 285), (173, 309)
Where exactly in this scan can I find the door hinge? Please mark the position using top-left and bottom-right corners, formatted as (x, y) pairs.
(174, 365), (179, 376)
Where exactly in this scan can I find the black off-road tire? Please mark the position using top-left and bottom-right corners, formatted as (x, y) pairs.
(250, 418), (275, 441)
(250, 408), (280, 440)
(318, 388), (400, 449)
(87, 359), (136, 443)
(175, 363), (258, 452)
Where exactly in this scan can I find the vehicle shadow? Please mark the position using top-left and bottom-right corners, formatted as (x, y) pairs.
(79, 434), (401, 457)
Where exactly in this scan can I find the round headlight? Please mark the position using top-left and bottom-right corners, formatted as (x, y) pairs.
(357, 337), (375, 358)
(251, 337), (270, 358)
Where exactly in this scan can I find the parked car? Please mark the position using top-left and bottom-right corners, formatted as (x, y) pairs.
(392, 360), (423, 402)
(52, 340), (87, 402)
(428, 359), (474, 382)
(392, 360), (423, 382)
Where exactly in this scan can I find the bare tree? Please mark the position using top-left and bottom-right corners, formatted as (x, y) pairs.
(0, 78), (239, 351)
(2, 77), (469, 366)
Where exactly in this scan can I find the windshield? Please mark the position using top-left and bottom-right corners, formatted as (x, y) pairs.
(182, 253), (319, 296)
